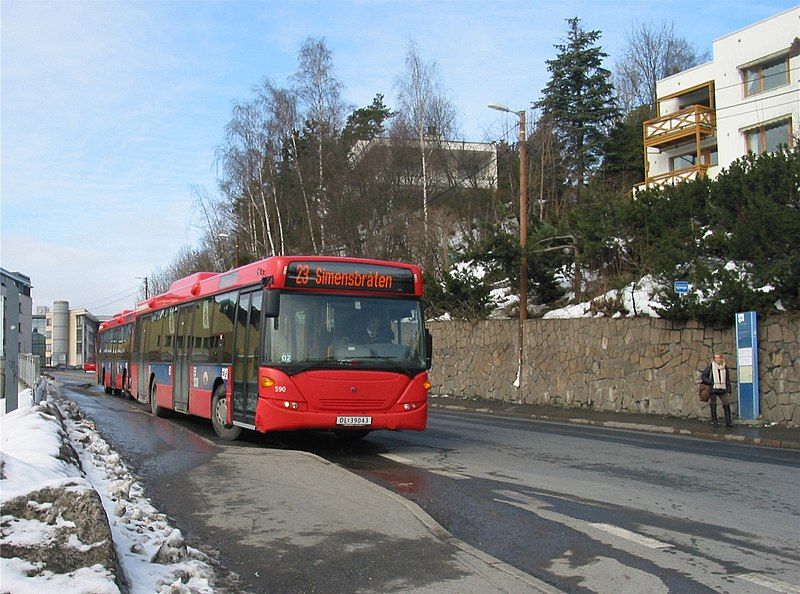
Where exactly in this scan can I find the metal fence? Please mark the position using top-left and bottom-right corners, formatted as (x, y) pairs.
(18, 353), (41, 389)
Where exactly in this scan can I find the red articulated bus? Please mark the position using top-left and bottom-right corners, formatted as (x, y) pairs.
(97, 256), (432, 441)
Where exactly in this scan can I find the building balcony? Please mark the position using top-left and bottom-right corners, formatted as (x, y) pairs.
(635, 164), (719, 193)
(644, 105), (716, 149)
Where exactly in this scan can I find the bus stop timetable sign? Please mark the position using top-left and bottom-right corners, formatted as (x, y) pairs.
(736, 311), (759, 420)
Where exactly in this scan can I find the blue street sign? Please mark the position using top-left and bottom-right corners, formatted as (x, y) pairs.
(735, 311), (759, 420)
(673, 280), (689, 295)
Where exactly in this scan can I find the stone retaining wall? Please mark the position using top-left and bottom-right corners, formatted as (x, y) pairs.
(428, 314), (799, 426)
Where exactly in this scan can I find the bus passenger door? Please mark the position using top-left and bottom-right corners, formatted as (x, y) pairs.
(232, 291), (262, 427)
(173, 304), (193, 413)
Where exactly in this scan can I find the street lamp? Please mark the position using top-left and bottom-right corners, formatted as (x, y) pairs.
(488, 103), (527, 393)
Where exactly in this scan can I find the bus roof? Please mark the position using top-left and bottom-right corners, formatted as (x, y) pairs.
(98, 309), (136, 332)
(134, 256), (424, 316)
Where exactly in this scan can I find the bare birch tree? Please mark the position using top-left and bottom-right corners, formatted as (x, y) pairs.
(292, 37), (348, 252)
(615, 21), (710, 113)
(394, 40), (457, 238)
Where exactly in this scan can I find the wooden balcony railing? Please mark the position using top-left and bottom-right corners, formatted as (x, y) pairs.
(644, 105), (716, 148)
(640, 164), (710, 192)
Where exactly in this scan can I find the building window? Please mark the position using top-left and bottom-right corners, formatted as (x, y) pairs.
(742, 55), (789, 97)
(745, 119), (792, 154)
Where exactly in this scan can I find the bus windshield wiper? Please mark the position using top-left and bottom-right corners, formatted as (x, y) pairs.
(358, 349), (418, 376)
(275, 359), (362, 375)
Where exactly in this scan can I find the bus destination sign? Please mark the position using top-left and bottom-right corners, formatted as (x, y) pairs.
(285, 261), (415, 294)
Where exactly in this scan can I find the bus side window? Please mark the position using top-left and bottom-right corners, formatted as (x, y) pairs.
(211, 292), (236, 365)
(149, 312), (163, 362)
(191, 298), (212, 364)
(121, 324), (131, 358)
(156, 310), (169, 361)
(112, 327), (121, 355)
(164, 308), (176, 353)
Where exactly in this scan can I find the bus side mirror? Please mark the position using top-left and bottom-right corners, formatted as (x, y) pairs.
(425, 329), (433, 369)
(264, 290), (280, 318)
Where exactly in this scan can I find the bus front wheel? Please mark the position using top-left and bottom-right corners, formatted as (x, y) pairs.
(150, 382), (167, 418)
(211, 387), (241, 441)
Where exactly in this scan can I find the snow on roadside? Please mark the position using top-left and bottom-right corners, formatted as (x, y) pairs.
(0, 386), (34, 416)
(1, 380), (217, 593)
(1, 389), (80, 503)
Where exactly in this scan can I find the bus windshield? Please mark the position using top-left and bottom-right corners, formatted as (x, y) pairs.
(264, 293), (426, 375)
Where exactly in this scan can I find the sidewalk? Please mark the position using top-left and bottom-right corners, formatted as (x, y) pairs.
(429, 396), (800, 450)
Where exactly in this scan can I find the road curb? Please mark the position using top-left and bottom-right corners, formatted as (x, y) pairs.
(430, 403), (800, 451)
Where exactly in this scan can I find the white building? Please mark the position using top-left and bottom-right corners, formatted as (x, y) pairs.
(44, 302), (100, 367)
(642, 7), (799, 189)
(350, 136), (498, 190)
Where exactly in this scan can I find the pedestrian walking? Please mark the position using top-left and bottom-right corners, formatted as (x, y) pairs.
(701, 353), (734, 428)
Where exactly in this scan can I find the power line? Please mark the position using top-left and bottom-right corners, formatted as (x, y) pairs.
(712, 87), (798, 113)
(76, 288), (140, 312)
(714, 98), (799, 122)
(77, 283), (141, 308)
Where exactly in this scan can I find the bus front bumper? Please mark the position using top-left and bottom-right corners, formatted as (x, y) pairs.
(255, 398), (428, 433)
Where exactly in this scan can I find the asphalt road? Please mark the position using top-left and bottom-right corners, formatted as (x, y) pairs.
(54, 371), (800, 593)
(287, 410), (800, 593)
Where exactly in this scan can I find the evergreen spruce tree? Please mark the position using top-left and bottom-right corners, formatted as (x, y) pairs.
(536, 17), (618, 197)
(342, 94), (394, 147)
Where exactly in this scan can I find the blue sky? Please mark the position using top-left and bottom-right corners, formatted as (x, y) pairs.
(2, 0), (795, 315)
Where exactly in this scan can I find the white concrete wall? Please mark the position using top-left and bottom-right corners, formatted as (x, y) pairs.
(656, 62), (715, 115)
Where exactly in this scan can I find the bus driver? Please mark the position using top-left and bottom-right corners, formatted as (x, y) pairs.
(355, 314), (393, 344)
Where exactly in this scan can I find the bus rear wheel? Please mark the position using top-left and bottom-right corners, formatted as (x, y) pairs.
(211, 387), (241, 441)
(150, 382), (167, 418)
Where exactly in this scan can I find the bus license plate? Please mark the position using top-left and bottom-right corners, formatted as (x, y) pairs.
(336, 416), (372, 427)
